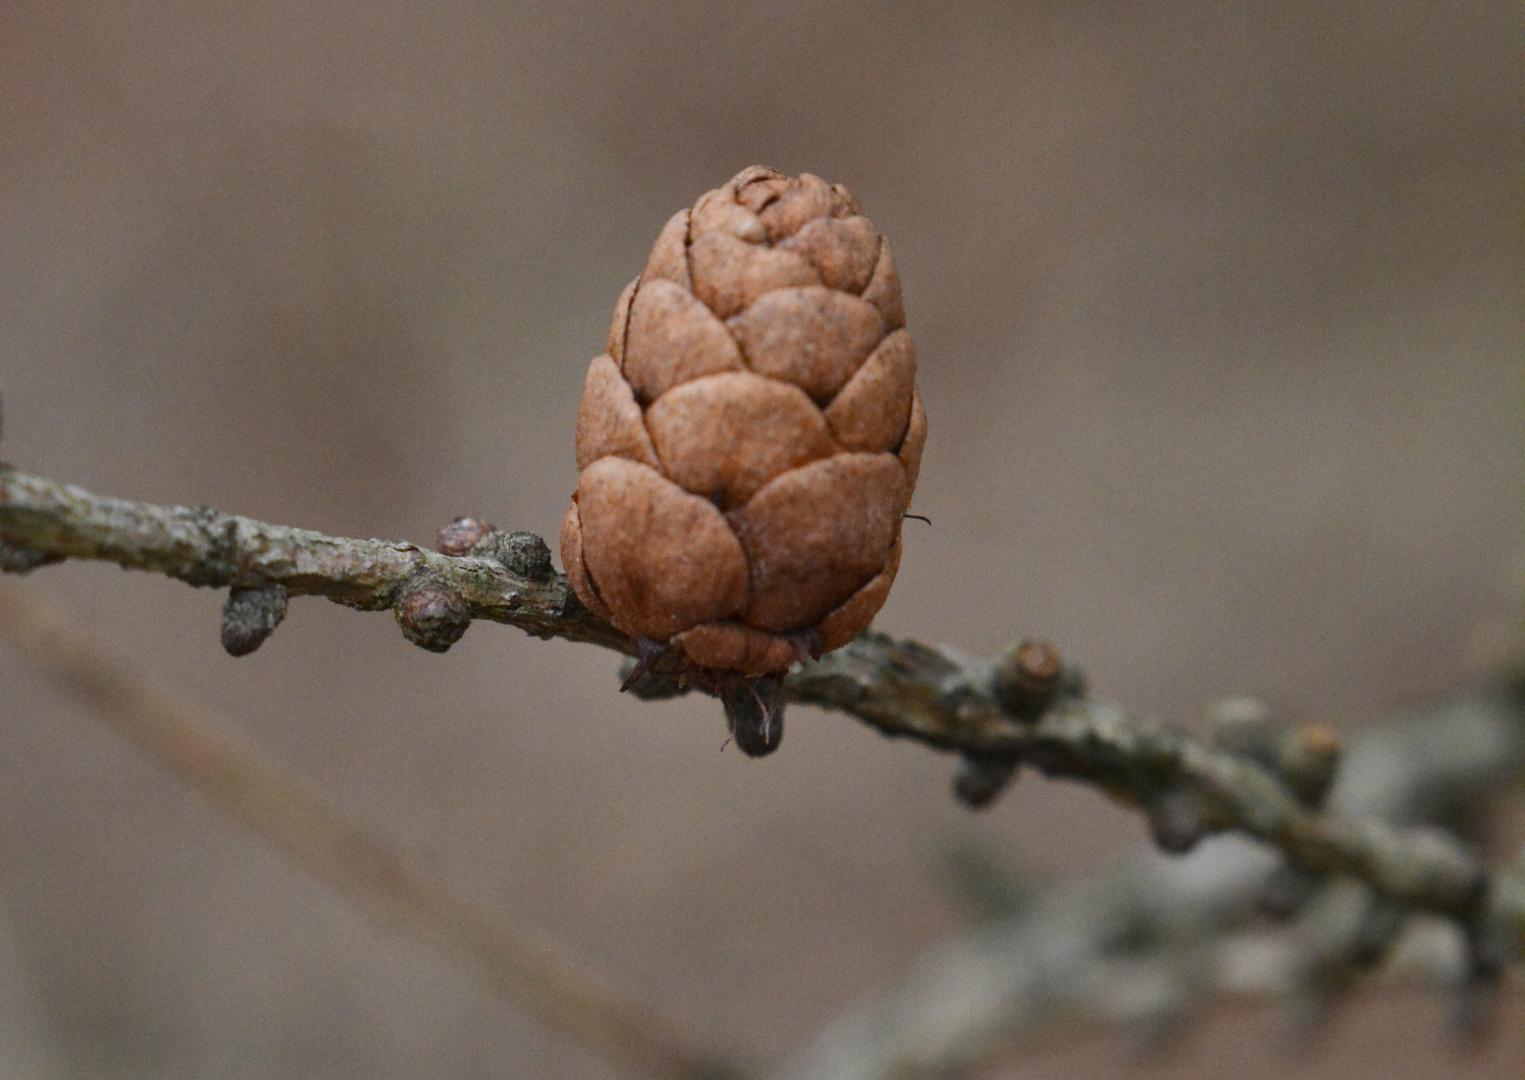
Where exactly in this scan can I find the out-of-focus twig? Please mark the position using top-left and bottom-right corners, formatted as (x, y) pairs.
(0, 464), (1518, 930)
(0, 580), (749, 1080)
(776, 686), (1525, 1080)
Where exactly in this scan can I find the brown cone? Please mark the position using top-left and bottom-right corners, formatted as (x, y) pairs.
(561, 168), (923, 675)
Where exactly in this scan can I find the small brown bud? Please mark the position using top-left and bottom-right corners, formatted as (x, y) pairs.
(1208, 700), (1344, 808)
(718, 674), (786, 757)
(220, 582), (289, 657)
(991, 639), (1062, 717)
(1147, 788), (1206, 854)
(1279, 723), (1343, 807)
(395, 583), (469, 653)
(561, 168), (921, 681)
(953, 756), (1019, 809)
(435, 516), (494, 556)
(491, 531), (555, 581)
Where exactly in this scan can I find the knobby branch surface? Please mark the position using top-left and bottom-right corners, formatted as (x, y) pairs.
(2, 463), (1522, 944)
(777, 688), (1525, 1080)
(0, 580), (748, 1080)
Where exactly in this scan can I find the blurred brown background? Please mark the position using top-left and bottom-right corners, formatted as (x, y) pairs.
(0, 1), (1519, 1077)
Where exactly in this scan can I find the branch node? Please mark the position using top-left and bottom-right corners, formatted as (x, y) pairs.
(991, 639), (1062, 718)
(717, 673), (785, 757)
(1207, 699), (1343, 808)
(220, 582), (289, 656)
(395, 582), (470, 653)
(952, 755), (1020, 809)
(434, 521), (554, 582)
(1279, 723), (1344, 808)
(490, 531), (556, 582)
(435, 516), (495, 556)
(0, 540), (63, 574)
(1146, 787), (1207, 854)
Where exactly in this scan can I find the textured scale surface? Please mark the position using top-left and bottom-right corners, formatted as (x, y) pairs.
(560, 167), (926, 675)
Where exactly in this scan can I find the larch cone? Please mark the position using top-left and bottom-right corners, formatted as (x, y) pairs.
(559, 167), (925, 753)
